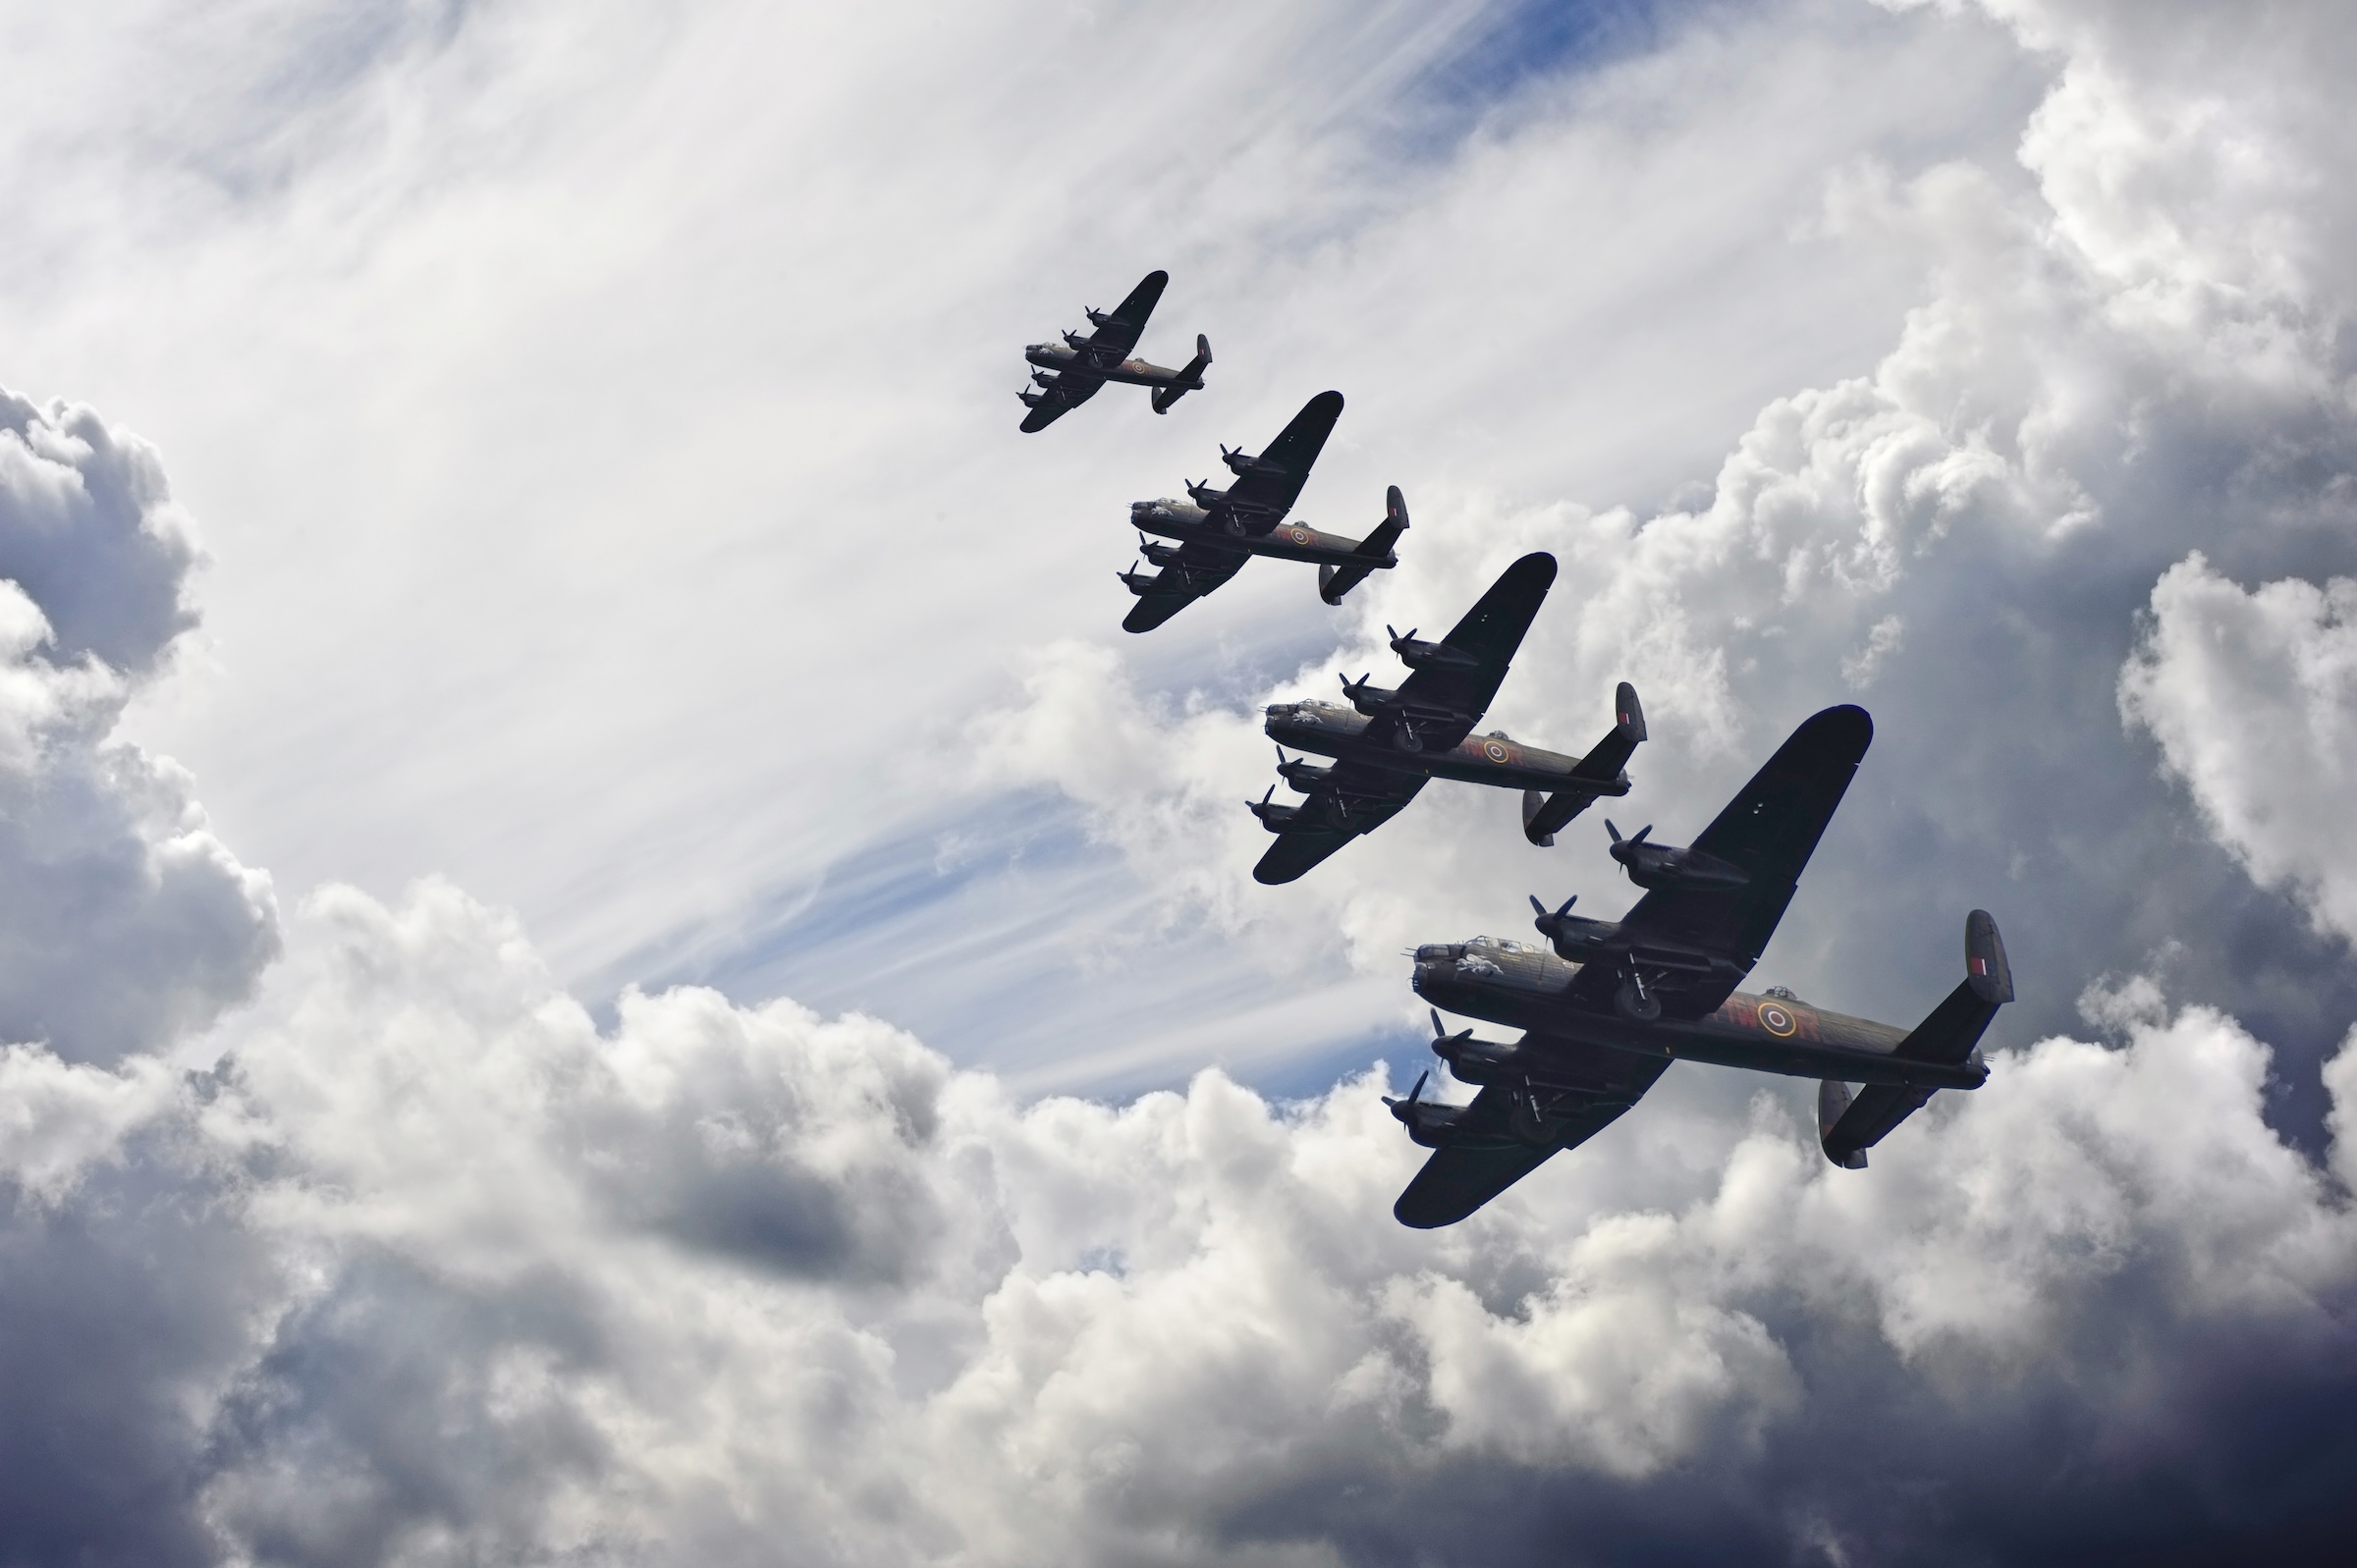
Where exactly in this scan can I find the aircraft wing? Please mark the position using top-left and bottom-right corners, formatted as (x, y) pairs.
(1121, 538), (1248, 633)
(1251, 763), (1428, 885)
(1084, 270), (1167, 361)
(1019, 372), (1102, 432)
(1575, 704), (1873, 1018)
(1394, 1040), (1671, 1227)
(1371, 553), (1557, 752)
(1217, 391), (1343, 530)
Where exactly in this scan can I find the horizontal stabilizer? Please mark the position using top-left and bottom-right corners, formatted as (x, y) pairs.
(1523, 681), (1647, 845)
(1821, 909), (2013, 1166)
(1151, 334), (1213, 413)
(1318, 484), (1411, 605)
(1819, 1078), (1930, 1168)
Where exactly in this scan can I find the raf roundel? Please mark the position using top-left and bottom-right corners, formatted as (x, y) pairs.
(1483, 740), (1509, 762)
(1757, 1001), (1798, 1037)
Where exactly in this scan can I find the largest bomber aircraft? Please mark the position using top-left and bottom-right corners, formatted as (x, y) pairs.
(1388, 704), (2015, 1226)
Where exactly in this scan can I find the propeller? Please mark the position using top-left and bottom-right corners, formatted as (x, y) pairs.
(1603, 820), (1652, 844)
(1383, 1069), (1431, 1120)
(1529, 893), (1577, 938)
(1428, 1008), (1472, 1056)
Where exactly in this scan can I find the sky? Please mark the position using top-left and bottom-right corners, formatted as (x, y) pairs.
(3, 0), (2357, 1563)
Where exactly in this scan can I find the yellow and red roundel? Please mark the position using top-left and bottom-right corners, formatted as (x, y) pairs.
(1289, 527), (1309, 543)
(1757, 1001), (1798, 1037)
(1483, 740), (1509, 762)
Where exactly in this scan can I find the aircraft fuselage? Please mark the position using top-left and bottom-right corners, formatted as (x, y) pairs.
(1264, 698), (1628, 793)
(1411, 937), (1987, 1091)
(1130, 503), (1396, 568)
(1025, 343), (1200, 389)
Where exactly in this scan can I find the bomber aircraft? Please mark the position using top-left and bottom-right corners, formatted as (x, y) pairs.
(1250, 552), (1647, 884)
(1385, 703), (2015, 1226)
(1019, 270), (1211, 432)
(1120, 391), (1404, 632)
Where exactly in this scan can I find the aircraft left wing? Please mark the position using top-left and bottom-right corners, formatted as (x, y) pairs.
(1572, 704), (1873, 1018)
(1394, 1039), (1672, 1227)
(1120, 538), (1248, 633)
(1364, 553), (1557, 754)
(1210, 391), (1343, 531)
(1251, 763), (1428, 885)
(1084, 269), (1167, 362)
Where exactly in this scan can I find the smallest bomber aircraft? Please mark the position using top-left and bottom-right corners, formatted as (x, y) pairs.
(1019, 270), (1211, 432)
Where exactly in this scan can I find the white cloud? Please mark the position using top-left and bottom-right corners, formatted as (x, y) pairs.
(0, 879), (2350, 1562)
(0, 388), (276, 1063)
(2121, 554), (2357, 945)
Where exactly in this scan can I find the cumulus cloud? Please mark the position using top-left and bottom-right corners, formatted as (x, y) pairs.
(2121, 554), (2357, 946)
(0, 880), (2352, 1563)
(0, 387), (276, 1063)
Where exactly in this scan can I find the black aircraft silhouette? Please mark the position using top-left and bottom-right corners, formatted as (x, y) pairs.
(1388, 704), (2015, 1226)
(1019, 270), (1211, 432)
(1251, 552), (1646, 883)
(1119, 392), (1405, 632)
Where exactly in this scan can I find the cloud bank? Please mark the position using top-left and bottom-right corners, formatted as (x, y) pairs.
(0, 390), (275, 1063)
(5, 878), (2356, 1565)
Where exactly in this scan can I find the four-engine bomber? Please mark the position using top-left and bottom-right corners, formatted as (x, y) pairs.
(1118, 392), (1407, 632)
(1247, 551), (1648, 883)
(1019, 270), (1211, 432)
(1385, 706), (2015, 1227)
(1014, 270), (2018, 1229)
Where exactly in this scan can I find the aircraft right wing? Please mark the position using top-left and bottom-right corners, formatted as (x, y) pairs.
(1019, 373), (1102, 433)
(1394, 1039), (1672, 1227)
(1571, 704), (1873, 1018)
(1211, 391), (1343, 532)
(1251, 762), (1429, 885)
(1120, 538), (1248, 633)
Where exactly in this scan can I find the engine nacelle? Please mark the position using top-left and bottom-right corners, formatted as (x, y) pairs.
(1545, 916), (1620, 962)
(1277, 757), (1334, 791)
(1606, 823), (1748, 892)
(1341, 674), (1400, 716)
(1247, 795), (1301, 831)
